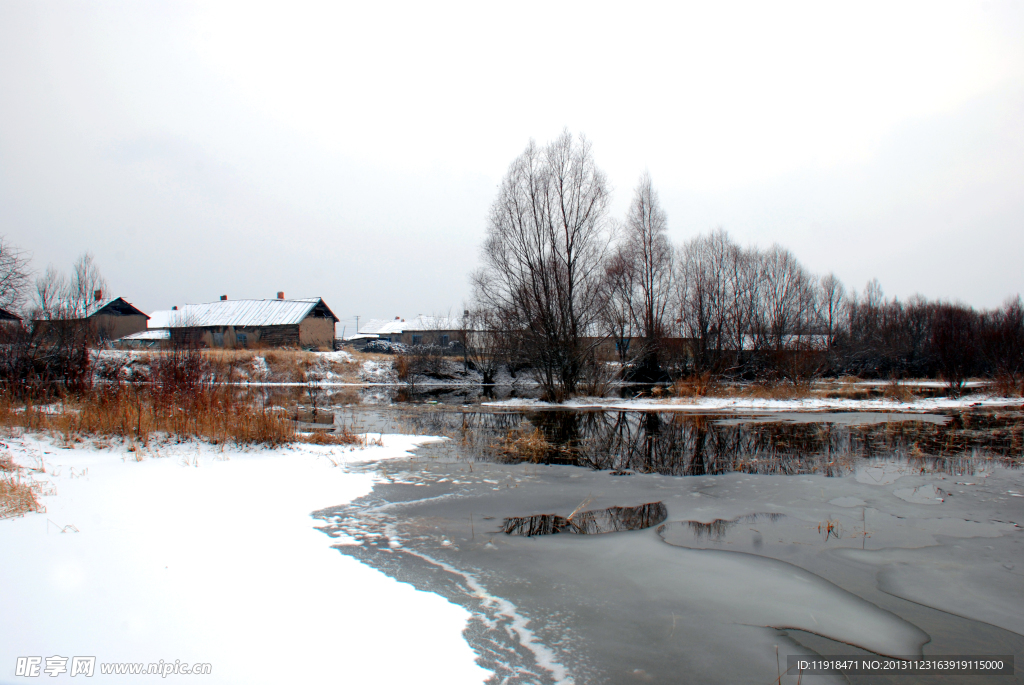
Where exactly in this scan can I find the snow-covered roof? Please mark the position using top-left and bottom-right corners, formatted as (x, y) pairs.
(358, 315), (462, 335)
(149, 298), (337, 329)
(119, 328), (170, 341)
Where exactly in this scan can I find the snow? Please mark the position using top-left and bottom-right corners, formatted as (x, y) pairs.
(148, 299), (326, 329)
(0, 434), (489, 684)
(482, 393), (1024, 412)
(316, 350), (354, 364)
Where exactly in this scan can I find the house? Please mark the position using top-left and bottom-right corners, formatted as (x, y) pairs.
(358, 315), (466, 347)
(87, 296), (150, 341)
(148, 294), (339, 349)
(33, 292), (149, 344)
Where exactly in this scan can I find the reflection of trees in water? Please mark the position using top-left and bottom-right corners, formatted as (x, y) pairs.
(575, 413), (863, 476)
(685, 513), (786, 541)
(537, 411), (1022, 476)
(687, 519), (731, 540)
(394, 408), (1024, 476)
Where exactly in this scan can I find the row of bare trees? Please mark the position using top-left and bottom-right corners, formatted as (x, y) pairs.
(472, 130), (1024, 398)
(0, 243), (111, 396)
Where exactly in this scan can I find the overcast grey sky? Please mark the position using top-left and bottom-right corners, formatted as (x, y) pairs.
(2, 1), (1023, 332)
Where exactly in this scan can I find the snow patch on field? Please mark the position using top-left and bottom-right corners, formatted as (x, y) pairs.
(316, 350), (354, 364)
(0, 435), (488, 684)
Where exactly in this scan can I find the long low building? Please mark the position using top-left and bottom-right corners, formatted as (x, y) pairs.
(358, 315), (465, 346)
(148, 296), (339, 349)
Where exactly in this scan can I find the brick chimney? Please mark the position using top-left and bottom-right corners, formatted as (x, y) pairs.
(94, 289), (103, 302)
(277, 292), (284, 299)
(220, 295), (227, 301)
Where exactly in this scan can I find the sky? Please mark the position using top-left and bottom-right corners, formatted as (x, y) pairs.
(1, 1), (1023, 333)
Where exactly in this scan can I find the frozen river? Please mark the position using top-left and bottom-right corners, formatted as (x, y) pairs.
(319, 407), (1024, 684)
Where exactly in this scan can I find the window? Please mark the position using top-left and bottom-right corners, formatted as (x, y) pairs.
(440, 335), (449, 346)
(412, 335), (422, 345)
(237, 333), (248, 347)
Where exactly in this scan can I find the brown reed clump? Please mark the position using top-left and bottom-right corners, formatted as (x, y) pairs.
(741, 381), (813, 400)
(0, 453), (43, 519)
(297, 428), (363, 446)
(394, 355), (411, 381)
(0, 384), (296, 447)
(991, 375), (1024, 398)
(496, 426), (560, 463)
(672, 372), (717, 397)
(882, 379), (917, 403)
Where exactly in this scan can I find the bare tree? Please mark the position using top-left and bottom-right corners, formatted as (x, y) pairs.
(760, 244), (812, 351)
(620, 172), (673, 380)
(818, 272), (847, 351)
(980, 295), (1024, 394)
(68, 253), (108, 317)
(931, 302), (979, 396)
(462, 306), (512, 385)
(32, 253), (108, 320)
(725, 245), (764, 366)
(0, 237), (30, 313)
(674, 229), (735, 374)
(598, 244), (638, 364)
(474, 130), (612, 400)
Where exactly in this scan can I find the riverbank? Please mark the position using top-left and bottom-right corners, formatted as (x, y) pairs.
(0, 432), (489, 684)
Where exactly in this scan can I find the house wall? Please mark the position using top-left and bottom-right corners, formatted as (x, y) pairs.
(92, 314), (148, 342)
(298, 317), (335, 349)
(393, 329), (465, 347)
(171, 325), (302, 349)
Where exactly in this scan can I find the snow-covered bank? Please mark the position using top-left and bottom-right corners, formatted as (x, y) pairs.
(0, 434), (489, 684)
(483, 393), (1024, 413)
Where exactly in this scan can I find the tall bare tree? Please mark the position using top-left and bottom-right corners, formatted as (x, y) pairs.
(620, 172), (673, 380)
(673, 229), (734, 373)
(474, 130), (611, 400)
(817, 272), (846, 350)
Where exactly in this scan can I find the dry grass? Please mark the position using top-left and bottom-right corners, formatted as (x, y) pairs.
(0, 453), (44, 519)
(671, 372), (717, 397)
(394, 355), (411, 381)
(137, 348), (371, 384)
(738, 382), (813, 400)
(0, 386), (295, 447)
(820, 383), (874, 400)
(991, 375), (1024, 398)
(497, 426), (561, 463)
(296, 428), (363, 446)
(882, 379), (917, 403)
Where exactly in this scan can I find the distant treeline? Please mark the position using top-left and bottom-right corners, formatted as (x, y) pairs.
(471, 130), (1023, 399)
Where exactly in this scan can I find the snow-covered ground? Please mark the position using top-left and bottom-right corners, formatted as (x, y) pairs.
(483, 393), (1024, 412)
(0, 433), (489, 684)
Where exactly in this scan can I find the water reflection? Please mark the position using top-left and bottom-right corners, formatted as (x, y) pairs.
(398, 408), (1024, 477)
(684, 513), (787, 542)
(502, 501), (668, 536)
